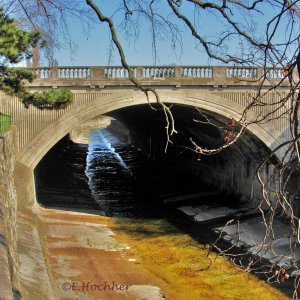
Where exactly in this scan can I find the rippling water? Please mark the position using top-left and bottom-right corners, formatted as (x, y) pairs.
(36, 128), (207, 218)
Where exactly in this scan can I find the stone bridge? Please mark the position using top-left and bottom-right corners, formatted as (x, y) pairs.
(0, 65), (291, 170)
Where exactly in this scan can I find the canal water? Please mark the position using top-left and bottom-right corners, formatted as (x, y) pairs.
(36, 128), (213, 218)
(35, 128), (293, 297)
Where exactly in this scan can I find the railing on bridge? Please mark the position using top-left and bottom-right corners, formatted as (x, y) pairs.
(0, 113), (11, 136)
(32, 65), (286, 80)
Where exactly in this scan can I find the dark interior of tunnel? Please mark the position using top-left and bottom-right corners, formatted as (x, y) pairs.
(106, 104), (274, 204)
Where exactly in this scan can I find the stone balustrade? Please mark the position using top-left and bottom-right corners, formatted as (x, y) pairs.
(31, 65), (287, 80)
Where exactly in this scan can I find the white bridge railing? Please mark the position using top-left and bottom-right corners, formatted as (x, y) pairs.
(32, 65), (286, 80)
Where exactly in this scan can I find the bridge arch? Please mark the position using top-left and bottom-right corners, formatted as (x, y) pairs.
(10, 88), (284, 169)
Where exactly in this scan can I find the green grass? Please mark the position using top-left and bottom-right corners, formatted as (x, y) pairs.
(0, 113), (10, 135)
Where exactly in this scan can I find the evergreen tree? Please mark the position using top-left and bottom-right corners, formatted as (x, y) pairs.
(0, 7), (72, 109)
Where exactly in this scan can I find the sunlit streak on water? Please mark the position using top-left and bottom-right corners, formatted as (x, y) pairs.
(85, 129), (137, 216)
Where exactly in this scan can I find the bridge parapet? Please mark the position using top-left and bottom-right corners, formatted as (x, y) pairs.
(30, 65), (290, 86)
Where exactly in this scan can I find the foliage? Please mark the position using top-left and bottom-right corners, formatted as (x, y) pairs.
(0, 7), (72, 109)
(0, 7), (38, 96)
(21, 88), (73, 109)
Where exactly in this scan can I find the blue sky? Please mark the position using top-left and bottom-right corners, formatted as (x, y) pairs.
(37, 0), (294, 67)
(52, 1), (212, 66)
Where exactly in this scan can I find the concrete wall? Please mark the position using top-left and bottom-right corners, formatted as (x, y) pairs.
(0, 131), (20, 299)
(128, 127), (278, 206)
(0, 131), (55, 300)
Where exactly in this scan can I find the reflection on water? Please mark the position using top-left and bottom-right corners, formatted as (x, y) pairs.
(85, 130), (141, 217)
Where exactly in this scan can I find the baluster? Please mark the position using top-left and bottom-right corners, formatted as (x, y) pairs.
(184, 67), (188, 77)
(186, 67), (190, 77)
(204, 68), (208, 77)
(186, 68), (189, 77)
(180, 67), (184, 77)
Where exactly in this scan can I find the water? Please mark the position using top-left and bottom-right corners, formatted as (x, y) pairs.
(36, 128), (211, 216)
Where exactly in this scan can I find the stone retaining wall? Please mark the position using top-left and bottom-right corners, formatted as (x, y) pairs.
(0, 131), (20, 300)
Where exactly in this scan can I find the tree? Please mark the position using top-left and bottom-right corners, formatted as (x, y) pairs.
(0, 7), (38, 97)
(0, 6), (72, 108)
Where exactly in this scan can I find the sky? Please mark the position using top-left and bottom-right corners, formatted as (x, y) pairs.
(15, 0), (295, 67)
(50, 1), (215, 66)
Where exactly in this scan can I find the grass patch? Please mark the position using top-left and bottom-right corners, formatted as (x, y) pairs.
(111, 217), (288, 300)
